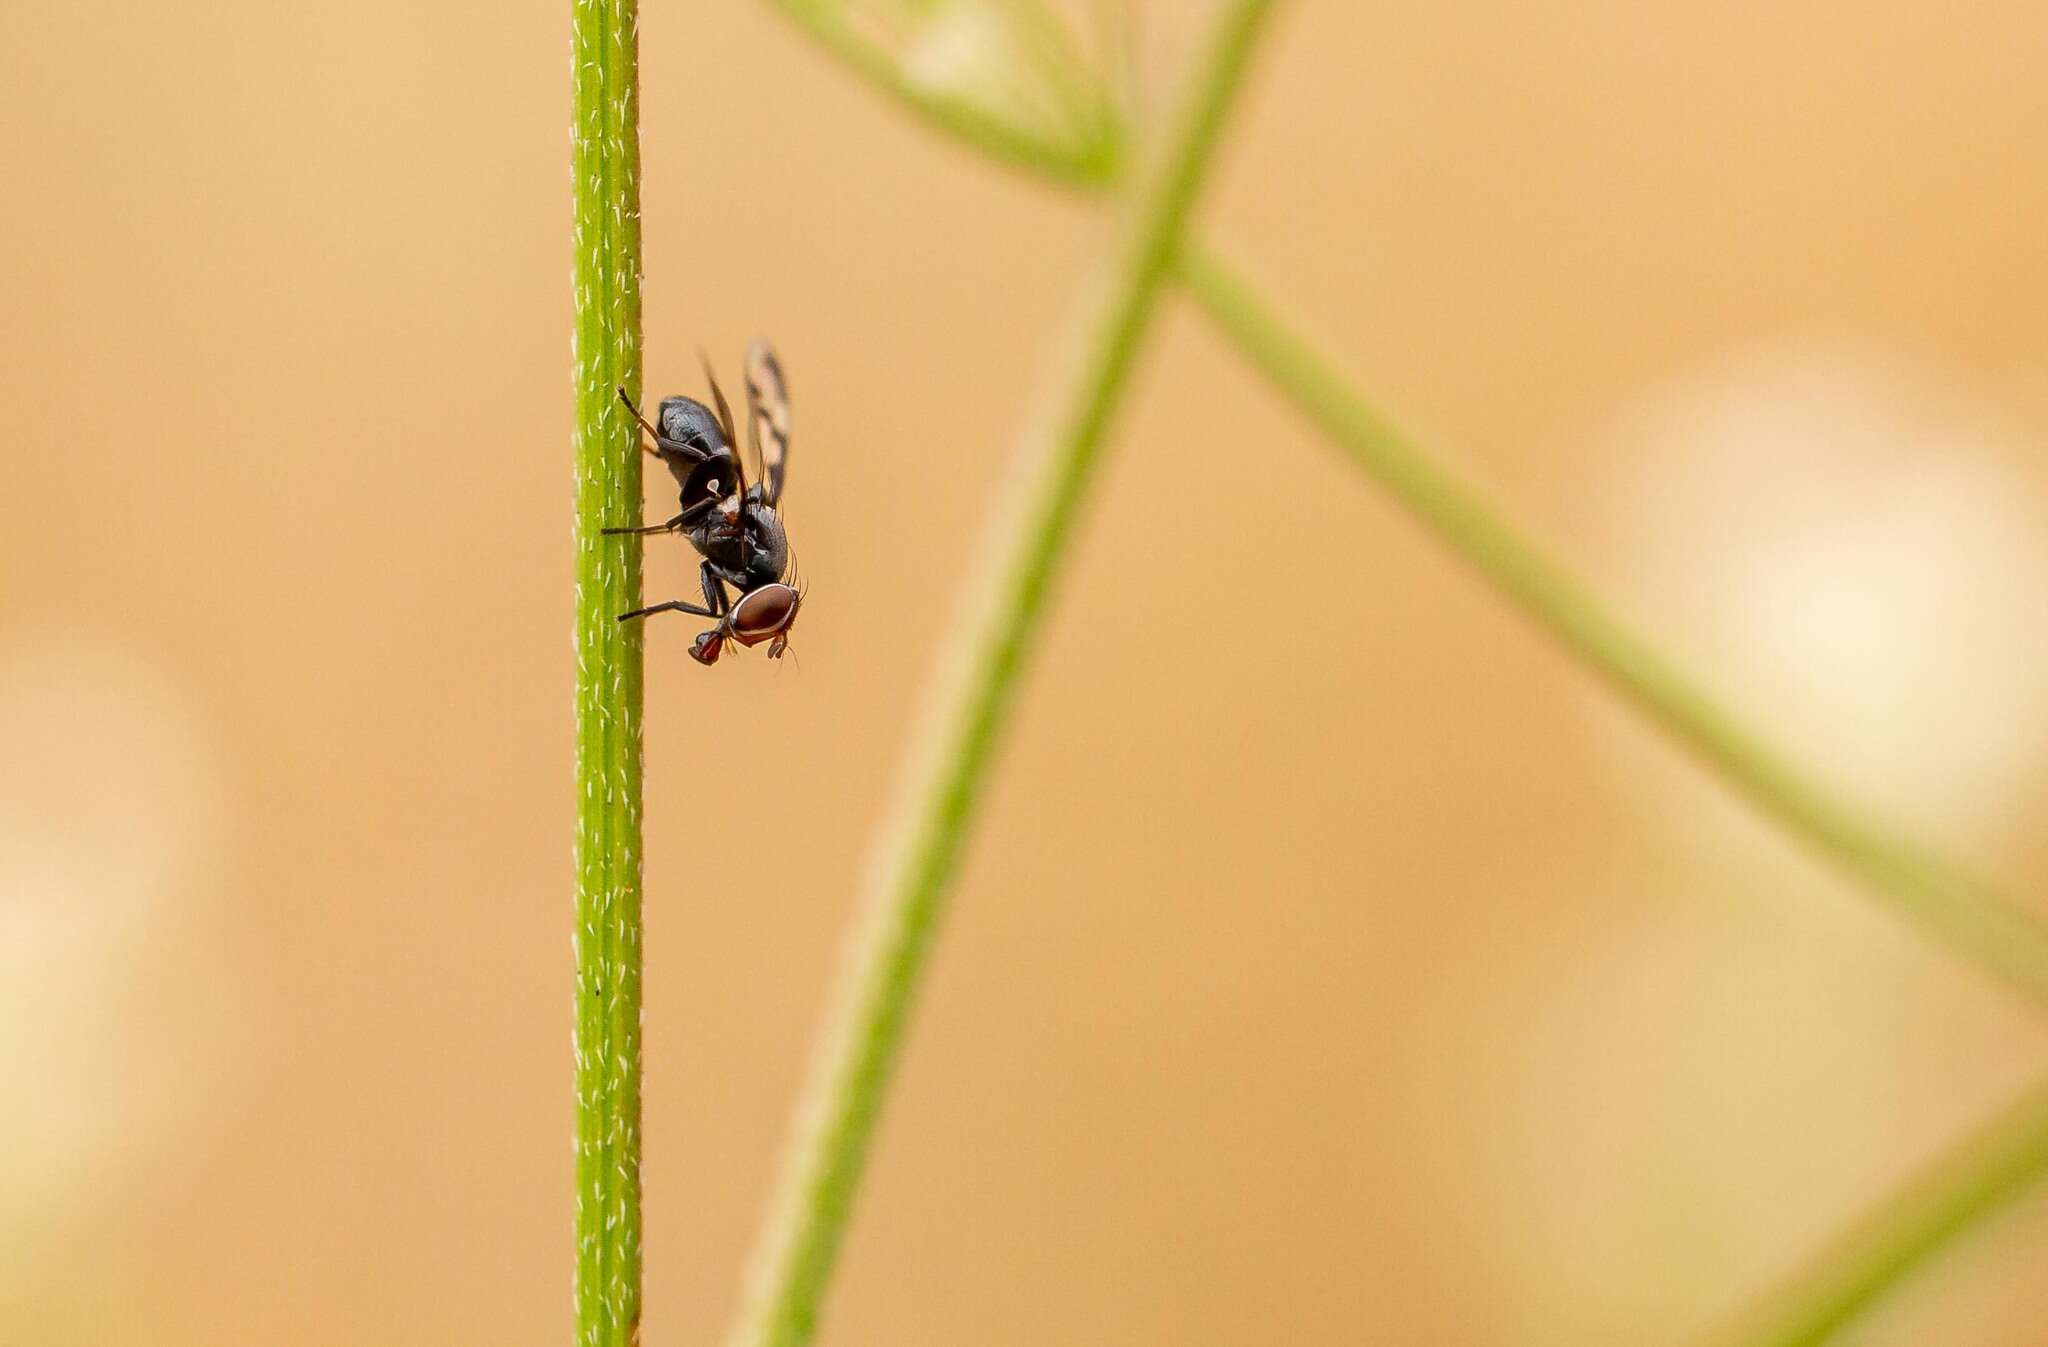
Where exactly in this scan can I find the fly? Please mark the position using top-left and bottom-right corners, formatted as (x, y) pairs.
(606, 340), (802, 665)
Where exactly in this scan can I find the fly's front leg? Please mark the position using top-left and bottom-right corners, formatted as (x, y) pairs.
(705, 561), (753, 598)
(680, 562), (740, 666)
(616, 598), (718, 622)
(615, 563), (739, 664)
(698, 561), (731, 617)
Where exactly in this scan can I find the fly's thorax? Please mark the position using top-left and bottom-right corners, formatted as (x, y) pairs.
(686, 493), (747, 561)
(684, 497), (788, 588)
(672, 452), (735, 510)
(745, 502), (790, 584)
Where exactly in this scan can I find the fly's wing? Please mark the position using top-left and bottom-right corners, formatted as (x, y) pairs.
(744, 340), (791, 507)
(699, 351), (751, 570)
(696, 352), (747, 499)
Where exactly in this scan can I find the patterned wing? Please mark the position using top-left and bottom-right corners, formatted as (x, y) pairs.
(696, 352), (746, 501)
(744, 339), (791, 507)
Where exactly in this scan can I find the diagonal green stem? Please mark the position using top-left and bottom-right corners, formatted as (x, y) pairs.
(722, 6), (1280, 1346)
(1698, 1076), (2048, 1347)
(751, 0), (2048, 1012)
(571, 0), (645, 1342)
(752, 4), (2048, 1339)
(1176, 245), (2048, 1009)
(762, 0), (1120, 186)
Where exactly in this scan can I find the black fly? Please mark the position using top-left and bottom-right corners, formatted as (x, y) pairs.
(606, 341), (802, 665)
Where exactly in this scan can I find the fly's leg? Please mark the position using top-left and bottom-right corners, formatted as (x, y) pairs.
(617, 565), (737, 666)
(705, 560), (752, 595)
(603, 486), (726, 538)
(620, 594), (730, 668)
(684, 563), (735, 662)
(617, 389), (690, 459)
(616, 598), (718, 622)
(603, 511), (687, 537)
(617, 388), (663, 444)
(698, 561), (730, 617)
(618, 387), (715, 463)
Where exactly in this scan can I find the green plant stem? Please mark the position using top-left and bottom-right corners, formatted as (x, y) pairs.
(1177, 245), (2048, 1008)
(753, 0), (2048, 1010)
(722, 6), (1279, 1347)
(571, 0), (645, 1343)
(1699, 1076), (2048, 1347)
(752, 5), (2048, 1338)
(763, 0), (1119, 186)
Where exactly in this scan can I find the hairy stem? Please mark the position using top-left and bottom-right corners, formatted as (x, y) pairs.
(1699, 1077), (2048, 1347)
(571, 0), (645, 1342)
(1178, 245), (2048, 1008)
(722, 6), (1280, 1347)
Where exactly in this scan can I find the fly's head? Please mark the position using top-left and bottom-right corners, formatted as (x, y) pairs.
(725, 583), (803, 659)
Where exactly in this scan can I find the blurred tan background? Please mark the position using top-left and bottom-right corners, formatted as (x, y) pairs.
(4, 1), (2047, 1343)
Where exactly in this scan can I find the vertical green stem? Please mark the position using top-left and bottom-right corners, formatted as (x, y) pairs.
(572, 0), (644, 1343)
(723, 6), (1281, 1347)
(1700, 1077), (2048, 1347)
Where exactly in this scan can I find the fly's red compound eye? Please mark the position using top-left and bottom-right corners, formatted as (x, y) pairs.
(728, 584), (800, 647)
